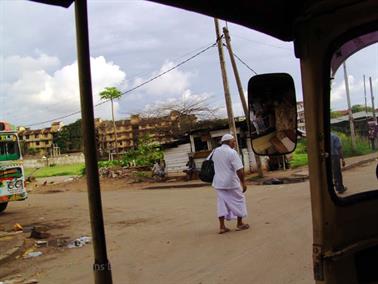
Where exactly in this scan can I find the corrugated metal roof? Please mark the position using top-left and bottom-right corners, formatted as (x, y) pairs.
(331, 111), (375, 124)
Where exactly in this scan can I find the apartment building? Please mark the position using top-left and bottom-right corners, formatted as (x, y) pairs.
(297, 101), (306, 132)
(96, 111), (195, 155)
(18, 122), (63, 156)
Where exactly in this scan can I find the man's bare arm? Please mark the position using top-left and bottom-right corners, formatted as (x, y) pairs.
(237, 169), (247, 192)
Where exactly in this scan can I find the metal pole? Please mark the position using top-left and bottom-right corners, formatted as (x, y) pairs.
(369, 76), (376, 122)
(74, 1), (112, 283)
(342, 62), (356, 150)
(214, 18), (240, 153)
(223, 26), (264, 177)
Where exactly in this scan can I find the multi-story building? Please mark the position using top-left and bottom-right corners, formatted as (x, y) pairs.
(17, 112), (194, 157)
(18, 122), (63, 156)
(96, 111), (196, 155)
(297, 101), (306, 132)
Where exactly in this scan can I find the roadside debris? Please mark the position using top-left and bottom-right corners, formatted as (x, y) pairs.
(23, 251), (43, 258)
(67, 236), (91, 248)
(34, 240), (48, 248)
(0, 275), (39, 284)
(23, 279), (39, 284)
(30, 226), (50, 239)
(262, 178), (284, 185)
(13, 223), (23, 232)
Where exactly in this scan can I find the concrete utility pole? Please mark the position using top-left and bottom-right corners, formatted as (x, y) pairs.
(223, 26), (264, 177)
(342, 62), (356, 150)
(214, 18), (240, 153)
(369, 76), (376, 123)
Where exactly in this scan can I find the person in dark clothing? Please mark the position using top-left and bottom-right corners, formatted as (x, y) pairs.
(184, 156), (197, 180)
(330, 133), (347, 193)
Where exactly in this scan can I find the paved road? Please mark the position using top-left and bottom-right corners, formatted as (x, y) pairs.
(342, 161), (377, 196)
(1, 162), (376, 284)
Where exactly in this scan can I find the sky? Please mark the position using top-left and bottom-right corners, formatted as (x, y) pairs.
(0, 0), (377, 129)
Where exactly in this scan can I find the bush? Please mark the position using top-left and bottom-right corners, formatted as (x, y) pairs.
(121, 136), (163, 167)
(98, 160), (122, 168)
(335, 132), (374, 157)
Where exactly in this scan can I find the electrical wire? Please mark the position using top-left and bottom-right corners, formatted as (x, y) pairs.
(232, 51), (258, 75)
(222, 42), (258, 75)
(25, 42), (217, 127)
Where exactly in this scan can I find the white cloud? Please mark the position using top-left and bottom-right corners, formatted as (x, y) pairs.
(0, 55), (127, 126)
(132, 61), (191, 97)
(2, 53), (60, 82)
(331, 75), (378, 110)
(331, 75), (359, 103)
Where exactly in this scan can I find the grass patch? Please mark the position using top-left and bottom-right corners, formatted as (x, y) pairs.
(289, 134), (374, 169)
(290, 139), (308, 168)
(25, 163), (85, 178)
(290, 153), (308, 168)
(336, 132), (374, 157)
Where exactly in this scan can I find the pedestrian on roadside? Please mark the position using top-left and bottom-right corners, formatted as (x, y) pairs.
(183, 156), (197, 180)
(330, 132), (347, 193)
(210, 133), (249, 234)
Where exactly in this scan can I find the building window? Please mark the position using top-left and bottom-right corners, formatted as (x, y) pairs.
(36, 142), (40, 146)
(194, 136), (208, 151)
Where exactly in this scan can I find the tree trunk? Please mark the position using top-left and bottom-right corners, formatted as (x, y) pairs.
(111, 99), (118, 155)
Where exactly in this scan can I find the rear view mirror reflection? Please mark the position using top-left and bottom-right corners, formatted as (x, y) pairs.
(248, 73), (297, 155)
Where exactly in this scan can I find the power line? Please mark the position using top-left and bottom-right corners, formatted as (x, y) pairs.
(222, 42), (258, 75)
(231, 33), (292, 51)
(25, 42), (217, 128)
(232, 51), (258, 75)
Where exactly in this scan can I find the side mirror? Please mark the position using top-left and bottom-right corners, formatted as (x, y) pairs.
(248, 73), (297, 155)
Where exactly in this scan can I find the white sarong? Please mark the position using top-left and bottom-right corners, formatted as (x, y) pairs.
(216, 187), (247, 220)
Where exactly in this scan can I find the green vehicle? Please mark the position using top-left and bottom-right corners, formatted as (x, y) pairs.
(0, 121), (27, 213)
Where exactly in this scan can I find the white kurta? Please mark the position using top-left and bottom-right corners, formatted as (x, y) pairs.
(209, 144), (247, 219)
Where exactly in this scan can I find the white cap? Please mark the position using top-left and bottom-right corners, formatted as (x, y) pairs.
(221, 134), (234, 142)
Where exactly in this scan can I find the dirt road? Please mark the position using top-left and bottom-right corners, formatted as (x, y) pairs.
(0, 177), (313, 284)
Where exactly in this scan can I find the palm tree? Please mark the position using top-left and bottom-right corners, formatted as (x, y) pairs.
(99, 87), (122, 155)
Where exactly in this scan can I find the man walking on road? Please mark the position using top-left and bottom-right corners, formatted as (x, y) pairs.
(211, 134), (249, 234)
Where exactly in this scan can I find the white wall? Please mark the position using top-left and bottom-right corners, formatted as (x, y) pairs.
(23, 153), (85, 168)
(164, 143), (191, 173)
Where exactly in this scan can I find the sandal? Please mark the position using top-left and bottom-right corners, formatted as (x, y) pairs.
(219, 228), (231, 234)
(236, 224), (250, 231)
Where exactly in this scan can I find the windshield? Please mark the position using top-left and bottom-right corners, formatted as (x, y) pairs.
(0, 134), (21, 161)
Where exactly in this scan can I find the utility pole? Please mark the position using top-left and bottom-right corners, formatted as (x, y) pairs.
(363, 75), (368, 114)
(342, 62), (356, 150)
(369, 76), (376, 123)
(214, 18), (240, 153)
(223, 26), (264, 177)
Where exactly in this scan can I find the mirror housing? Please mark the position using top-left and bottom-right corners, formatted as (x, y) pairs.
(248, 73), (298, 155)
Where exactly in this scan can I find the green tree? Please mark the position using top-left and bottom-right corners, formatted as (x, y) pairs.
(54, 119), (83, 153)
(351, 104), (373, 113)
(122, 135), (163, 167)
(330, 109), (343, 118)
(99, 87), (122, 154)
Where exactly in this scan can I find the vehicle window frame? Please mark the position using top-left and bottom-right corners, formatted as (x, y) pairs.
(324, 21), (378, 206)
